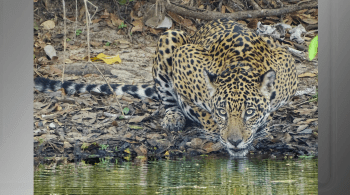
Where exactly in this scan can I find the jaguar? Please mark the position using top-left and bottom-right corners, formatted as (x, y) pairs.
(35, 18), (298, 157)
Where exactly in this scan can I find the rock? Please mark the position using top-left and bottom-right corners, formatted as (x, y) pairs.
(49, 123), (56, 129)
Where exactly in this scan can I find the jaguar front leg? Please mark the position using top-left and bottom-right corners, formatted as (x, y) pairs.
(152, 30), (190, 132)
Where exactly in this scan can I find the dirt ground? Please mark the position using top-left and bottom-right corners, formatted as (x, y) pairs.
(33, 0), (318, 165)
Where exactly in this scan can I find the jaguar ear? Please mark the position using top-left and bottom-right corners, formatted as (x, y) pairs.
(203, 69), (218, 98)
(260, 70), (276, 98)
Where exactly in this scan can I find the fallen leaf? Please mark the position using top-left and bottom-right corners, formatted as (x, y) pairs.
(110, 13), (124, 27)
(296, 125), (308, 132)
(129, 125), (143, 130)
(91, 53), (121, 64)
(41, 20), (55, 30)
(149, 28), (162, 35)
(124, 148), (131, 154)
(131, 19), (144, 32)
(101, 9), (110, 19)
(128, 115), (148, 123)
(64, 59), (73, 64)
(294, 107), (317, 115)
(49, 66), (62, 75)
(298, 72), (317, 78)
(90, 41), (102, 47)
(92, 18), (101, 23)
(305, 118), (318, 124)
(308, 35), (318, 61)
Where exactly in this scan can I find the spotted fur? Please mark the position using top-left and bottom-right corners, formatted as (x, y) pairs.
(34, 18), (298, 157)
(34, 77), (159, 100)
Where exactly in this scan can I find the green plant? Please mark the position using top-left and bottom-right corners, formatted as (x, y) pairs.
(118, 22), (127, 29)
(66, 38), (71, 42)
(38, 138), (44, 145)
(99, 158), (109, 165)
(123, 107), (130, 114)
(309, 89), (318, 102)
(115, 146), (118, 151)
(118, 0), (133, 5)
(105, 42), (111, 46)
(308, 35), (318, 61)
(34, 21), (39, 30)
(299, 155), (315, 159)
(99, 144), (109, 150)
(76, 29), (82, 36)
(81, 142), (89, 150)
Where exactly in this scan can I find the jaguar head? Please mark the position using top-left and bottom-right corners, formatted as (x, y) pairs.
(204, 65), (276, 157)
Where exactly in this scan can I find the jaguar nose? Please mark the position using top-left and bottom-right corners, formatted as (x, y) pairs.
(228, 137), (242, 147)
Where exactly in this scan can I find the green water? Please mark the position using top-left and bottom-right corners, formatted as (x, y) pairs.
(34, 156), (318, 195)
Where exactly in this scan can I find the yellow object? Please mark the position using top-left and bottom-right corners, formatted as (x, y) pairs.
(91, 53), (121, 64)
(164, 151), (170, 156)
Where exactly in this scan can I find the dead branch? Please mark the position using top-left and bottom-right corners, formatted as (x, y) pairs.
(161, 0), (317, 21)
(247, 0), (261, 10)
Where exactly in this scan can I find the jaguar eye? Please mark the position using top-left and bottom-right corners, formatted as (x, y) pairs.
(217, 108), (227, 117)
(245, 108), (255, 116)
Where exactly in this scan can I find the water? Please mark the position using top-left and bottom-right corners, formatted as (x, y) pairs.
(34, 156), (318, 195)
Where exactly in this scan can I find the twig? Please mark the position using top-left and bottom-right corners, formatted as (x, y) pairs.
(74, 0), (78, 41)
(83, 0), (124, 116)
(34, 69), (43, 77)
(303, 30), (318, 39)
(158, 0), (317, 21)
(62, 0), (67, 84)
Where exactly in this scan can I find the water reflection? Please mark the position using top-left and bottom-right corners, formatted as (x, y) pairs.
(34, 156), (318, 195)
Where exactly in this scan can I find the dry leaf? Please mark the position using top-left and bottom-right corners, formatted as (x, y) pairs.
(128, 114), (149, 123)
(49, 66), (62, 75)
(305, 118), (318, 124)
(131, 19), (144, 32)
(101, 9), (110, 19)
(183, 19), (193, 26)
(221, 6), (226, 13)
(298, 73), (317, 78)
(149, 28), (162, 35)
(65, 59), (73, 64)
(92, 18), (101, 23)
(296, 125), (308, 132)
(90, 41), (102, 47)
(110, 13), (124, 27)
(91, 53), (121, 64)
(203, 142), (214, 153)
(294, 107), (317, 115)
(41, 20), (55, 30)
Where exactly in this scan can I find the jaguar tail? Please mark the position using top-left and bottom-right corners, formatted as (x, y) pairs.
(34, 77), (159, 100)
